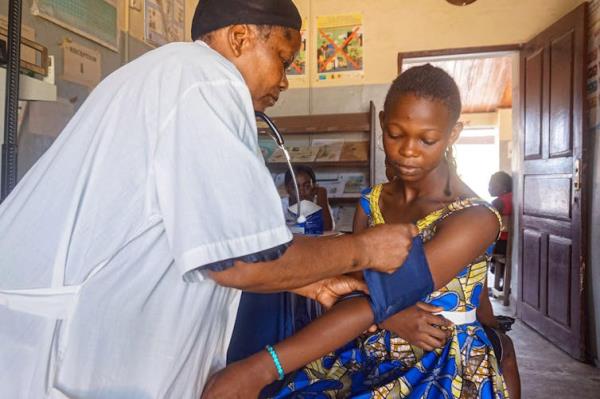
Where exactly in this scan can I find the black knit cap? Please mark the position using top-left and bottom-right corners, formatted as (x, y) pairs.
(191, 0), (302, 40)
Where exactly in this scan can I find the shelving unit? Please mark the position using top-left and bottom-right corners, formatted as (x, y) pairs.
(259, 101), (377, 205)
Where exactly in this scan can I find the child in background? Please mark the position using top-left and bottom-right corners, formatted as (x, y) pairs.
(284, 165), (335, 231)
(203, 65), (508, 399)
(488, 171), (513, 259)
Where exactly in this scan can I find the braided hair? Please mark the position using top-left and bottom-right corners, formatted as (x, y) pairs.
(384, 63), (462, 125)
(384, 64), (462, 196)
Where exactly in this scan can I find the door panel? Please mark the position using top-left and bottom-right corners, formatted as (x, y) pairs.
(524, 50), (544, 160)
(547, 235), (572, 327)
(522, 229), (542, 309)
(549, 32), (574, 157)
(519, 3), (587, 360)
(523, 175), (572, 220)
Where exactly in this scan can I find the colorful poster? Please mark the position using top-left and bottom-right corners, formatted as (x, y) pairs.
(287, 19), (307, 77)
(145, 0), (185, 47)
(316, 13), (363, 80)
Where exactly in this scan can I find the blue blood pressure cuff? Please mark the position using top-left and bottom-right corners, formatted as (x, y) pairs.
(364, 235), (434, 324)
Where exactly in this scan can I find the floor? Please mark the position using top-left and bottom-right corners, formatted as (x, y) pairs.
(492, 299), (600, 398)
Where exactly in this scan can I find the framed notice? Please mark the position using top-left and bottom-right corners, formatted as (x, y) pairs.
(32, 0), (119, 51)
(145, 0), (185, 47)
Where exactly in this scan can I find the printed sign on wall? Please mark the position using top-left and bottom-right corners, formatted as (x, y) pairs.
(61, 40), (102, 88)
(145, 0), (185, 47)
(316, 13), (363, 81)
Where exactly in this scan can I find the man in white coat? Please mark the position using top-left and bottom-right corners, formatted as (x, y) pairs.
(0, 1), (416, 398)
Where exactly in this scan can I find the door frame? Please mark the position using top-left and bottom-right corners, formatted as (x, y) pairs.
(397, 44), (522, 74)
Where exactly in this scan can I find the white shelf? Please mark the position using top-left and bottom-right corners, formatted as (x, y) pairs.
(0, 68), (57, 187)
(0, 67), (57, 101)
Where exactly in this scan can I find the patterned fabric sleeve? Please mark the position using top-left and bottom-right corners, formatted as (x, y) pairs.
(359, 186), (373, 218)
(432, 198), (503, 240)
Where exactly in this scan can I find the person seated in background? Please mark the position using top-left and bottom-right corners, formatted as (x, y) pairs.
(283, 165), (335, 231)
(488, 171), (513, 260)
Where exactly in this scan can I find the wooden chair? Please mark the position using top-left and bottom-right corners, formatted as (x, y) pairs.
(491, 216), (512, 306)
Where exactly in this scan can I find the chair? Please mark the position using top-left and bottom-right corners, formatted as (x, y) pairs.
(491, 215), (512, 306)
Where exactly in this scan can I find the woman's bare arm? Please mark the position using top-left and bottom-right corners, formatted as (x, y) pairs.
(424, 206), (500, 290)
(202, 297), (375, 398)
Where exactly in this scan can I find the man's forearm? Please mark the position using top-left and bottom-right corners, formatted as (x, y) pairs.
(209, 234), (364, 292)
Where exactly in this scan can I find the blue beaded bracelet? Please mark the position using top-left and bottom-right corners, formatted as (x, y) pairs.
(265, 345), (285, 381)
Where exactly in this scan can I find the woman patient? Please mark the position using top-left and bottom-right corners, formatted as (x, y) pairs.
(203, 65), (511, 399)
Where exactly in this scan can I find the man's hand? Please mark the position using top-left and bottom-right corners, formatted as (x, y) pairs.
(292, 274), (368, 309)
(379, 302), (453, 351)
(356, 223), (418, 274)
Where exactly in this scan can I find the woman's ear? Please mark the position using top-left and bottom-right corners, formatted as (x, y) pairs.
(227, 24), (254, 57)
(449, 121), (463, 146)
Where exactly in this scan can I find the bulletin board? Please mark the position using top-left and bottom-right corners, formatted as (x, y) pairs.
(31, 0), (119, 51)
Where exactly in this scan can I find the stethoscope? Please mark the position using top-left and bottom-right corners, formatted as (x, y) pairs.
(255, 111), (306, 225)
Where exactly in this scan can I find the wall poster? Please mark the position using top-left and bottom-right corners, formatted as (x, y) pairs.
(316, 13), (363, 81)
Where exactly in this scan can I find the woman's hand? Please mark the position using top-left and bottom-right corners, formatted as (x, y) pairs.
(379, 302), (453, 351)
(201, 353), (276, 399)
(292, 274), (368, 309)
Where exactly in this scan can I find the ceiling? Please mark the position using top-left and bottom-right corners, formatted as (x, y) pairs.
(402, 55), (513, 113)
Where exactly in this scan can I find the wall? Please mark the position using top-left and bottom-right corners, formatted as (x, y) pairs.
(271, 0), (585, 183)
(274, 0), (586, 112)
(498, 108), (513, 172)
(281, 0), (586, 91)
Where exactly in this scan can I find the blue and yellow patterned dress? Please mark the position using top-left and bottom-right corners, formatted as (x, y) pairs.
(269, 184), (509, 399)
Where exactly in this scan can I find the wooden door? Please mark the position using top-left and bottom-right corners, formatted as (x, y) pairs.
(519, 3), (588, 360)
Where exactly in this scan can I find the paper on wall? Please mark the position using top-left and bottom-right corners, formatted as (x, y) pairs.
(61, 40), (102, 88)
(145, 0), (185, 47)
